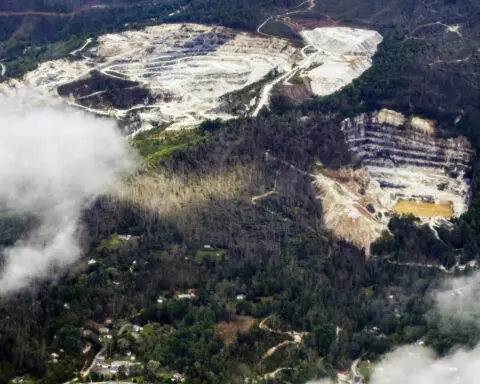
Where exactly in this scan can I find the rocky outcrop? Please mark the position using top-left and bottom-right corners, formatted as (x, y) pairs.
(341, 109), (473, 217)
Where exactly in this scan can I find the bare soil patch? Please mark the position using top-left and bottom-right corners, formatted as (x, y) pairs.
(392, 200), (454, 218)
(216, 316), (257, 345)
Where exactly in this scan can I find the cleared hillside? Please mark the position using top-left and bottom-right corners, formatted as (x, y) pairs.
(5, 23), (381, 132)
(314, 109), (473, 252)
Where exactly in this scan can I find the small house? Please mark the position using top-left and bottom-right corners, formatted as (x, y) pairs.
(172, 373), (186, 382)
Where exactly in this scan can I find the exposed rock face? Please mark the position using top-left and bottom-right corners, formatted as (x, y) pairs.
(301, 28), (381, 57)
(342, 109), (472, 216)
(314, 109), (473, 253)
(2, 24), (382, 133)
(300, 27), (383, 96)
(16, 24), (299, 131)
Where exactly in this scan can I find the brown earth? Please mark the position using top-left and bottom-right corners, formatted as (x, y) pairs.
(216, 316), (257, 345)
(281, 14), (337, 33)
(392, 200), (454, 218)
(278, 82), (313, 104)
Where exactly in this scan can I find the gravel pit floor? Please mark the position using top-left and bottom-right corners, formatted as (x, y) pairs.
(392, 200), (454, 218)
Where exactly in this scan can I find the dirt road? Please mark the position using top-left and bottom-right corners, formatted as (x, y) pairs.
(258, 316), (308, 363)
(252, 0), (328, 116)
(70, 38), (93, 57)
(80, 344), (107, 379)
(385, 259), (477, 274)
(352, 359), (362, 383)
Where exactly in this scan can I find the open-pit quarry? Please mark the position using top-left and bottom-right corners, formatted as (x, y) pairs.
(315, 109), (473, 253)
(0, 23), (382, 132)
(299, 27), (381, 96)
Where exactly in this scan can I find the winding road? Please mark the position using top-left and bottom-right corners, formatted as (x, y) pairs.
(407, 21), (463, 40)
(117, 323), (133, 337)
(70, 38), (93, 58)
(252, 68), (300, 116)
(337, 359), (363, 384)
(257, 316), (308, 379)
(385, 259), (477, 274)
(262, 367), (297, 380)
(252, 0), (332, 116)
(61, 334), (109, 384)
(80, 344), (107, 379)
(351, 359), (362, 383)
(257, 16), (273, 35)
(258, 316), (308, 363)
(257, 0), (316, 37)
(251, 189), (278, 205)
(251, 45), (323, 116)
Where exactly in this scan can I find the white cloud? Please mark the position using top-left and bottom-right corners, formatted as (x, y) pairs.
(370, 344), (480, 384)
(367, 271), (480, 384)
(0, 94), (135, 294)
(434, 272), (480, 326)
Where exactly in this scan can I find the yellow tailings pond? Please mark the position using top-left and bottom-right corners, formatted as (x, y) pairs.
(392, 200), (454, 218)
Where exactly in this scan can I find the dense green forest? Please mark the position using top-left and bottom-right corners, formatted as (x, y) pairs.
(0, 117), (446, 383)
(1, 0), (480, 383)
(1, 92), (479, 384)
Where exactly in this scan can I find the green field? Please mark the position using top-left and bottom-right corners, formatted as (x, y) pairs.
(194, 248), (227, 263)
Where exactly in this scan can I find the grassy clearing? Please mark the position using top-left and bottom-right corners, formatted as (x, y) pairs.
(392, 200), (454, 218)
(118, 125), (256, 233)
(132, 129), (206, 167)
(216, 316), (257, 344)
(195, 249), (227, 263)
(364, 286), (373, 299)
(100, 234), (122, 252)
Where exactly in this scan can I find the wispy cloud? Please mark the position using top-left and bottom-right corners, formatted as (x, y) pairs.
(434, 271), (480, 326)
(370, 343), (480, 383)
(0, 94), (136, 294)
(368, 271), (480, 383)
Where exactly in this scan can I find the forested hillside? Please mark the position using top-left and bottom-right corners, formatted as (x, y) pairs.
(1, 0), (480, 383)
(0, 111), (456, 384)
